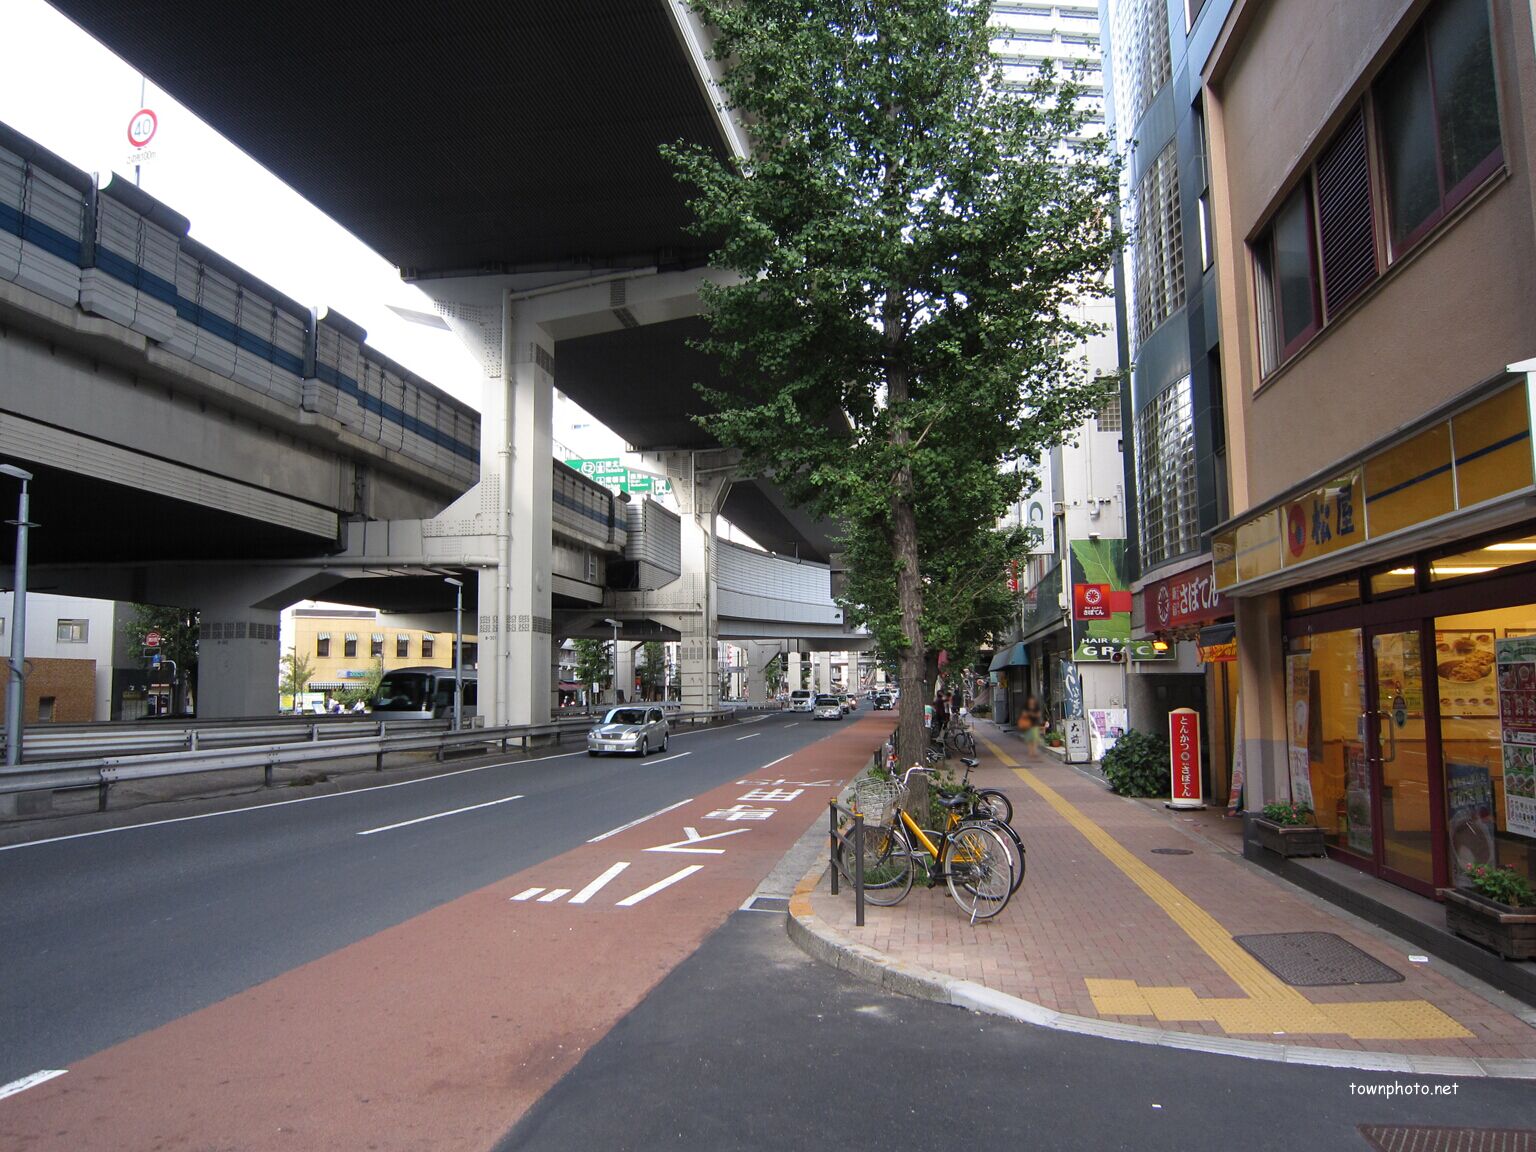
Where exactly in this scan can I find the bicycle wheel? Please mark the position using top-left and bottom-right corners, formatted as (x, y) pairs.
(944, 825), (1013, 921)
(974, 787), (1013, 825)
(963, 816), (1025, 893)
(952, 728), (976, 756)
(838, 822), (915, 906)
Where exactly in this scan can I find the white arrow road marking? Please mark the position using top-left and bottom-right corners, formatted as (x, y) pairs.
(646, 826), (751, 854)
(0, 1070), (67, 1101)
(511, 887), (545, 901)
(569, 862), (630, 904)
(587, 798), (692, 843)
(735, 732), (760, 741)
(536, 888), (571, 903)
(615, 865), (704, 906)
(356, 794), (524, 836)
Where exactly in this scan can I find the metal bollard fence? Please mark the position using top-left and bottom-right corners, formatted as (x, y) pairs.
(828, 799), (865, 927)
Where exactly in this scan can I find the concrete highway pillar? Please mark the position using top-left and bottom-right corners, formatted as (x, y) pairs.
(787, 651), (804, 692)
(652, 450), (734, 712)
(476, 302), (555, 729)
(614, 641), (637, 703)
(743, 641), (774, 703)
(814, 651), (833, 694)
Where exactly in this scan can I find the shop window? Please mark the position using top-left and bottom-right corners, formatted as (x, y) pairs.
(1370, 564), (1418, 597)
(1286, 629), (1367, 856)
(1253, 183), (1322, 374)
(1434, 606), (1533, 883)
(1430, 533), (1536, 583)
(344, 634), (358, 658)
(316, 634), (330, 658)
(422, 636), (435, 659)
(1285, 576), (1359, 613)
(1376, 0), (1502, 257)
(370, 633), (384, 658)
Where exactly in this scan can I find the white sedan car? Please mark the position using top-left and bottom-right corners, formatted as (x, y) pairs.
(813, 694), (843, 721)
(587, 706), (669, 756)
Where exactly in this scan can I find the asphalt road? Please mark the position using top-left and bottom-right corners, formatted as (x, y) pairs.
(0, 710), (848, 1085)
(498, 911), (1536, 1152)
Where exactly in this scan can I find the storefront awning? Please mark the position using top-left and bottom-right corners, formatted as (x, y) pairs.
(306, 681), (348, 692)
(1197, 623), (1237, 664)
(988, 642), (1029, 671)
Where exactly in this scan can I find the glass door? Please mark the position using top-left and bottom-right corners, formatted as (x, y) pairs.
(1367, 627), (1442, 892)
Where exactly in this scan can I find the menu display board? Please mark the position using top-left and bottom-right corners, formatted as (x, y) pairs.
(1284, 653), (1315, 810)
(1494, 637), (1536, 839)
(1436, 629), (1498, 718)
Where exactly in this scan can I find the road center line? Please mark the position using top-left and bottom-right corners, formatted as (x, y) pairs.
(757, 754), (793, 771)
(644, 752), (692, 766)
(586, 798), (692, 843)
(0, 1069), (67, 1101)
(785, 722), (800, 728)
(568, 862), (630, 904)
(615, 864), (704, 906)
(355, 794), (524, 836)
(735, 732), (761, 741)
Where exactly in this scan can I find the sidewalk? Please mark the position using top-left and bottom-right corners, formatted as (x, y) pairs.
(788, 724), (1536, 1077)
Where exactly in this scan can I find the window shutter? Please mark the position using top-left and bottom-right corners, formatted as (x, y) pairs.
(1315, 108), (1377, 317)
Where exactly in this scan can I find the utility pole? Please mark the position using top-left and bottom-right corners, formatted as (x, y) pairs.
(2, 464), (33, 768)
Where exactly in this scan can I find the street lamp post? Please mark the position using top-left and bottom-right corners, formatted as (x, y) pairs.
(603, 618), (622, 706)
(444, 577), (464, 731)
(3, 464), (34, 769)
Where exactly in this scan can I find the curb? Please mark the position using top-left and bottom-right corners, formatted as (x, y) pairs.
(786, 861), (1536, 1080)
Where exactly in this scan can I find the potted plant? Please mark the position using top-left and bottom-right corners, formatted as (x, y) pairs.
(1251, 801), (1326, 858)
(1442, 865), (1536, 961)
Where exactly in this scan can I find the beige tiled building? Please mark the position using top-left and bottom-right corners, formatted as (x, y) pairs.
(288, 608), (468, 700)
(1202, 0), (1536, 895)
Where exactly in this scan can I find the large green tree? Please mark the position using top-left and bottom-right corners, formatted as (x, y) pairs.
(637, 640), (667, 701)
(666, 0), (1118, 771)
(573, 638), (610, 706)
(127, 604), (198, 712)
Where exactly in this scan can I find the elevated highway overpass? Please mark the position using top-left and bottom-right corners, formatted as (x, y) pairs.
(24, 2), (858, 722)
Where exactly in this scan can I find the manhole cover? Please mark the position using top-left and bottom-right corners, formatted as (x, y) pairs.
(1150, 848), (1193, 855)
(747, 896), (790, 913)
(1360, 1127), (1536, 1152)
(1234, 932), (1404, 987)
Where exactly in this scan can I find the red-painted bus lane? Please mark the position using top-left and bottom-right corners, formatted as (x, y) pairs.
(1, 720), (878, 1151)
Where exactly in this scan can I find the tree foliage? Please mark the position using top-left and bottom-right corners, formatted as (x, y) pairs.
(666, 0), (1120, 772)
(638, 640), (667, 701)
(573, 639), (610, 691)
(336, 657), (385, 708)
(279, 651), (314, 710)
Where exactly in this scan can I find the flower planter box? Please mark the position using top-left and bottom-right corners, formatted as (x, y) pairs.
(1251, 817), (1326, 858)
(1442, 888), (1536, 961)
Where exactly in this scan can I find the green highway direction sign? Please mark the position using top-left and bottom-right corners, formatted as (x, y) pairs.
(564, 458), (672, 497)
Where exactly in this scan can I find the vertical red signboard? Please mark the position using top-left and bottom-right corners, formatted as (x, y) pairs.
(1168, 707), (1204, 809)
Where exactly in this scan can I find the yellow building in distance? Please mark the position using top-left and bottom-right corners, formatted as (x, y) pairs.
(287, 607), (475, 703)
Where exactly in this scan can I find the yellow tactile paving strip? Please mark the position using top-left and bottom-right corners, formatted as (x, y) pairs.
(979, 737), (1473, 1041)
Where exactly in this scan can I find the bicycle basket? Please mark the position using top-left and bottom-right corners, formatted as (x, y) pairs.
(850, 777), (904, 826)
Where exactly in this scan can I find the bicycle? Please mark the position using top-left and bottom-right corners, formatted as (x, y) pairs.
(918, 749), (1014, 825)
(933, 757), (1024, 893)
(840, 766), (1015, 922)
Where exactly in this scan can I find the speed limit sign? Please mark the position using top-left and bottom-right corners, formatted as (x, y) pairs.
(127, 108), (158, 148)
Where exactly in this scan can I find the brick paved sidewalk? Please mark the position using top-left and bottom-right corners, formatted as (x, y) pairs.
(796, 725), (1536, 1067)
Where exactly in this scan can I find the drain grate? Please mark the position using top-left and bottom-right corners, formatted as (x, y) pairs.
(1360, 1127), (1536, 1152)
(1234, 931), (1404, 987)
(747, 896), (790, 913)
(1150, 848), (1193, 855)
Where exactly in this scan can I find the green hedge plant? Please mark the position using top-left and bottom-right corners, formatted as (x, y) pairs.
(1100, 729), (1170, 797)
(1260, 801), (1315, 827)
(1465, 864), (1536, 908)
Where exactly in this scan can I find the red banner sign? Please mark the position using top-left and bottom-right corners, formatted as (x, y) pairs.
(1148, 565), (1230, 631)
(1073, 583), (1113, 619)
(1168, 708), (1203, 808)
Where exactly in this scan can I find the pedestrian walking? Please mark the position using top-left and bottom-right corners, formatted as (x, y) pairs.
(930, 687), (949, 750)
(1018, 694), (1045, 756)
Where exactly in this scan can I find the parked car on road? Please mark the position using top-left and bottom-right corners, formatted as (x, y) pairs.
(813, 694), (843, 721)
(789, 689), (815, 713)
(873, 692), (894, 710)
(587, 706), (669, 756)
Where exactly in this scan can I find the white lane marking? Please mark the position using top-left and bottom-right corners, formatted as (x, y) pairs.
(0, 750), (583, 854)
(785, 722), (800, 728)
(646, 827), (751, 854)
(536, 888), (571, 903)
(758, 754), (792, 771)
(511, 887), (546, 901)
(355, 794), (524, 836)
(587, 799), (692, 843)
(0, 1069), (67, 1101)
(644, 752), (692, 766)
(569, 862), (631, 904)
(738, 715), (768, 725)
(735, 732), (761, 741)
(616, 864), (704, 906)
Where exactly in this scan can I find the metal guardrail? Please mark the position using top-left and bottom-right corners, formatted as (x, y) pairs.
(0, 709), (735, 813)
(828, 799), (866, 927)
(10, 718), (448, 762)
